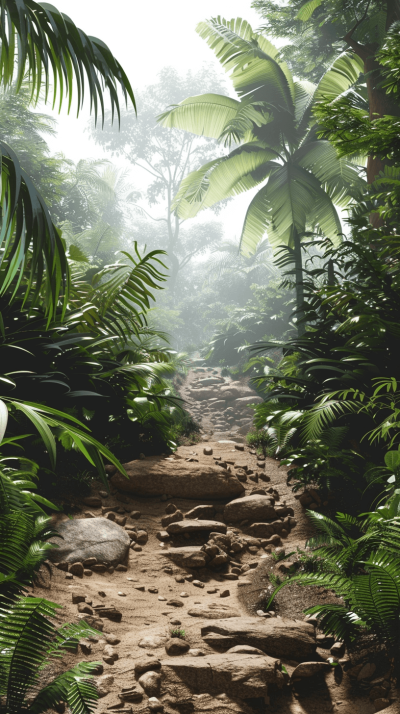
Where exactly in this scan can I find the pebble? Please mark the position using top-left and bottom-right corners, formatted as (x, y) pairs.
(193, 580), (205, 588)
(148, 697), (163, 712)
(158, 596), (167, 601)
(220, 589), (230, 598)
(207, 588), (218, 594)
(148, 587), (159, 594)
(132, 545), (142, 552)
(131, 511), (141, 519)
(167, 599), (184, 607)
(169, 619), (181, 625)
(179, 592), (189, 598)
(175, 575), (185, 583)
(117, 592), (126, 597)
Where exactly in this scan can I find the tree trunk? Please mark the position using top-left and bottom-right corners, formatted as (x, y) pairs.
(293, 229), (305, 336)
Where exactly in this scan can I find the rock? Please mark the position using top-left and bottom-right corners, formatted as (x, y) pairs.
(330, 641), (345, 657)
(161, 511), (184, 528)
(138, 634), (168, 650)
(235, 396), (263, 406)
(188, 604), (240, 619)
(185, 505), (216, 520)
(96, 674), (114, 697)
(105, 634), (120, 645)
(373, 700), (390, 712)
(83, 557), (97, 567)
(136, 530), (148, 544)
(69, 562), (84, 577)
(118, 686), (144, 703)
(148, 587), (159, 594)
(370, 687), (390, 701)
(131, 510), (141, 519)
(71, 592), (86, 604)
(138, 670), (161, 696)
(115, 564), (127, 572)
(56, 561), (69, 571)
(77, 602), (93, 614)
(48, 517), (130, 566)
(358, 663), (376, 680)
(224, 495), (276, 523)
(163, 546), (208, 569)
(134, 658), (161, 675)
(203, 447), (213, 455)
(193, 580), (205, 588)
(167, 520), (227, 536)
(189, 649), (206, 657)
(103, 644), (118, 664)
(291, 662), (332, 679)
(185, 694), (254, 714)
(84, 511), (95, 518)
(167, 599), (184, 607)
(201, 617), (316, 661)
(148, 697), (163, 712)
(110, 456), (245, 499)
(156, 531), (170, 541)
(83, 496), (102, 508)
(165, 638), (190, 656)
(227, 645), (266, 655)
(165, 503), (178, 514)
(160, 653), (283, 699)
(220, 590), (230, 598)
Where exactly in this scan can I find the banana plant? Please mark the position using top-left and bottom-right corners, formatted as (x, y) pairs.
(158, 17), (365, 332)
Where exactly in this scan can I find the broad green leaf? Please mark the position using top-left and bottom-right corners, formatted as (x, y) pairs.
(296, 0), (324, 21)
(158, 94), (240, 139)
(314, 52), (364, 104)
(384, 450), (400, 472)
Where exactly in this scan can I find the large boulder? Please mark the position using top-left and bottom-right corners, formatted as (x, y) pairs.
(234, 396), (263, 406)
(220, 385), (255, 400)
(48, 517), (130, 566)
(224, 495), (276, 523)
(188, 604), (240, 619)
(201, 617), (316, 661)
(111, 456), (244, 499)
(187, 388), (219, 401)
(185, 694), (254, 714)
(167, 520), (227, 536)
(160, 654), (282, 700)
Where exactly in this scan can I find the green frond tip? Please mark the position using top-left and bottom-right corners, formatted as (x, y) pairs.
(0, 0), (136, 124)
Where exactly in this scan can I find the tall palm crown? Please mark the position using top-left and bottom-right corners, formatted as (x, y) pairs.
(158, 17), (364, 329)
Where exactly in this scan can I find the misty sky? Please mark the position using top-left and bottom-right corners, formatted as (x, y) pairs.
(40, 1), (263, 243)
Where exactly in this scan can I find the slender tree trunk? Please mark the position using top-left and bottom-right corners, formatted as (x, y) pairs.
(293, 229), (305, 336)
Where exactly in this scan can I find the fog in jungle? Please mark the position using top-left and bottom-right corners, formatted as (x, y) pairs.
(29, 0), (297, 368)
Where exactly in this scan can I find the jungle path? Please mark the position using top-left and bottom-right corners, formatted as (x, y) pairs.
(32, 367), (398, 714)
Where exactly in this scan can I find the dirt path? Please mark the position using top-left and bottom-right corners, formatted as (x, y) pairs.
(31, 367), (399, 714)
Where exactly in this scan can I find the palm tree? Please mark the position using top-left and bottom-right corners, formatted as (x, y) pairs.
(158, 17), (364, 333)
(0, 0), (135, 320)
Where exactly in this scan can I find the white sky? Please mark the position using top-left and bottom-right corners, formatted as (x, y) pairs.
(38, 0), (263, 242)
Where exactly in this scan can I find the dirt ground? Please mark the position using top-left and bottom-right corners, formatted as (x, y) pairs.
(29, 368), (400, 714)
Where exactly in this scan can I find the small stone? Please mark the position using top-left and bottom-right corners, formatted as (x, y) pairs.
(115, 564), (127, 572)
(84, 511), (96, 518)
(169, 619), (181, 626)
(117, 591), (126, 597)
(105, 634), (121, 645)
(136, 530), (148, 545)
(65, 574), (73, 579)
(165, 503), (177, 514)
(179, 592), (189, 598)
(148, 697), (163, 712)
(156, 531), (170, 541)
(77, 602), (93, 614)
(106, 511), (116, 521)
(131, 511), (141, 519)
(148, 587), (159, 594)
(132, 545), (142, 552)
(99, 490), (108, 498)
(220, 589), (230, 598)
(161, 511), (183, 528)
(56, 561), (69, 571)
(166, 599), (184, 607)
(373, 699), (390, 712)
(83, 569), (93, 576)
(83, 496), (102, 508)
(69, 562), (84, 577)
(188, 648), (206, 656)
(330, 641), (345, 657)
(91, 564), (107, 573)
(193, 580), (205, 588)
(158, 596), (167, 601)
(165, 638), (190, 656)
(223, 573), (238, 580)
(175, 575), (185, 583)
(72, 592), (86, 604)
(235, 444), (244, 451)
(207, 588), (218, 594)
(138, 670), (161, 697)
(134, 658), (161, 675)
(103, 644), (118, 664)
(203, 447), (213, 455)
(134, 585), (146, 591)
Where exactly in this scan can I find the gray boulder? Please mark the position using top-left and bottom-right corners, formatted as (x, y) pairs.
(111, 456), (244, 499)
(163, 546), (208, 569)
(49, 517), (130, 566)
(224, 495), (276, 523)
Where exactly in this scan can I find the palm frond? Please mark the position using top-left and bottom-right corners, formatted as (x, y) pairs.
(29, 663), (99, 714)
(158, 93), (240, 138)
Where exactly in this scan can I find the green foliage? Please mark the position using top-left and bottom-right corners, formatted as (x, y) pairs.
(170, 628), (186, 639)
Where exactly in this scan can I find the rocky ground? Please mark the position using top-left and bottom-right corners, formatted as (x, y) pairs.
(31, 367), (399, 714)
